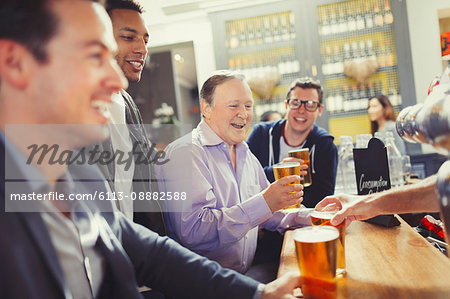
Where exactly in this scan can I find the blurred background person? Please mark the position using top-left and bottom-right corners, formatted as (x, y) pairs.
(368, 94), (407, 155)
(260, 110), (282, 122)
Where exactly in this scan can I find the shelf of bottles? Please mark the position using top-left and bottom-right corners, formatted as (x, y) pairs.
(317, 0), (401, 119)
(225, 11), (301, 121)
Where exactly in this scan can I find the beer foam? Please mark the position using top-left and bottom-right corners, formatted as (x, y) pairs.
(273, 161), (300, 168)
(293, 226), (339, 243)
(311, 210), (335, 220)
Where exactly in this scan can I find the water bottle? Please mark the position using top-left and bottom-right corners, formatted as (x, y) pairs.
(384, 131), (404, 187)
(338, 136), (358, 194)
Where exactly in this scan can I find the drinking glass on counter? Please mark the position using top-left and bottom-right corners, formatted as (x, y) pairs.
(311, 210), (346, 276)
(288, 148), (312, 187)
(401, 155), (412, 183)
(273, 161), (302, 210)
(293, 226), (339, 299)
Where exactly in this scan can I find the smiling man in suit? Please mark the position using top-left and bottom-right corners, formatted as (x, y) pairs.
(0, 0), (301, 298)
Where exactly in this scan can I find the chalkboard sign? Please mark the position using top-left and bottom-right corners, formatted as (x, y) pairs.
(353, 138), (400, 227)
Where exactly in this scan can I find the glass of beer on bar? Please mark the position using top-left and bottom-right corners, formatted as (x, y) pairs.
(288, 148), (312, 187)
(293, 226), (339, 299)
(311, 210), (346, 276)
(273, 161), (301, 211)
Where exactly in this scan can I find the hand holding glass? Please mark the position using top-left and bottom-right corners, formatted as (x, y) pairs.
(294, 226), (339, 299)
(273, 161), (302, 210)
(288, 149), (312, 187)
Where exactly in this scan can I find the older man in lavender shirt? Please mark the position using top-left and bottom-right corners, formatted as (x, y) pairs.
(157, 71), (312, 277)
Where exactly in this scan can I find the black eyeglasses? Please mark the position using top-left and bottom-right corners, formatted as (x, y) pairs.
(286, 99), (321, 112)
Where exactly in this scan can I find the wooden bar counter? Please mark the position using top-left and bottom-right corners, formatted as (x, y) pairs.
(278, 216), (450, 298)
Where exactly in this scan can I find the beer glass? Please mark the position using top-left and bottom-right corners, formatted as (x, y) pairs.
(311, 210), (346, 276)
(293, 226), (339, 299)
(288, 148), (312, 187)
(273, 161), (301, 210)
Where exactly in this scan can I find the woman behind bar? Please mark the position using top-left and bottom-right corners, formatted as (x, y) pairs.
(368, 94), (406, 154)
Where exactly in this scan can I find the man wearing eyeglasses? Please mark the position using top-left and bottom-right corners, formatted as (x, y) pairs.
(247, 77), (337, 270)
(248, 77), (338, 208)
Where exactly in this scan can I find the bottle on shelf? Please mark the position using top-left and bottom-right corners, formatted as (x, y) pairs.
(343, 42), (351, 60)
(249, 57), (258, 78)
(326, 88), (336, 113)
(278, 54), (287, 75)
(384, 0), (394, 25)
(355, 3), (365, 31)
(388, 81), (400, 106)
(346, 4), (357, 32)
(229, 24), (239, 49)
(366, 81), (376, 99)
(228, 58), (235, 71)
(364, 1), (374, 29)
(374, 1), (384, 27)
(385, 40), (395, 66)
(335, 86), (344, 112)
(272, 15), (281, 42)
(322, 46), (333, 75)
(366, 39), (376, 60)
(376, 41), (386, 67)
(241, 56), (250, 79)
(359, 83), (369, 110)
(255, 19), (264, 45)
(289, 13), (296, 40)
(384, 131), (404, 187)
(333, 44), (343, 74)
(351, 41), (360, 61)
(238, 21), (247, 47)
(351, 84), (359, 110)
(235, 57), (242, 73)
(338, 6), (348, 33)
(284, 54), (294, 74)
(291, 52), (301, 73)
(338, 136), (358, 194)
(263, 17), (273, 44)
(343, 84), (351, 111)
(329, 7), (339, 34)
(359, 40), (367, 59)
(321, 8), (330, 36)
(247, 20), (255, 46)
(281, 14), (290, 41)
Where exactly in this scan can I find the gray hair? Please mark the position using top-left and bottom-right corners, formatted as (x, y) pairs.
(200, 70), (246, 106)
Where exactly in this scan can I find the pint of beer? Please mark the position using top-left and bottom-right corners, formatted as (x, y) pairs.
(293, 226), (339, 299)
(311, 210), (346, 276)
(273, 162), (301, 210)
(288, 148), (312, 187)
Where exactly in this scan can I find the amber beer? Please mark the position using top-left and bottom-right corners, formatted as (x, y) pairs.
(311, 210), (346, 276)
(288, 148), (312, 187)
(273, 162), (301, 210)
(294, 226), (339, 299)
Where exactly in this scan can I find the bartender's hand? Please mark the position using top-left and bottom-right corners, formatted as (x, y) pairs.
(262, 176), (303, 212)
(262, 272), (302, 299)
(281, 157), (308, 178)
(315, 193), (378, 226)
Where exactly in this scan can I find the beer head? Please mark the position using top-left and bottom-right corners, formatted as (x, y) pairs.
(288, 148), (310, 161)
(293, 226), (339, 243)
(273, 161), (301, 180)
(311, 210), (336, 221)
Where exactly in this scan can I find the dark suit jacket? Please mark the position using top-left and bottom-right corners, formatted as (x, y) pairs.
(0, 140), (259, 299)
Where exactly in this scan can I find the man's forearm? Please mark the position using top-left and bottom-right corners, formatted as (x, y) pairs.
(372, 175), (439, 215)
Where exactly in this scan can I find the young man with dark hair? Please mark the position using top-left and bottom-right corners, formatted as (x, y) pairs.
(248, 77), (338, 208)
(96, 0), (166, 235)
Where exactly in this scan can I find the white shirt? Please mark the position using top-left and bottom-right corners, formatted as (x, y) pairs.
(106, 92), (135, 220)
(279, 136), (306, 161)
